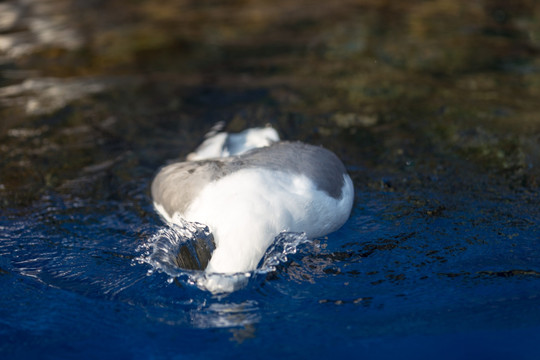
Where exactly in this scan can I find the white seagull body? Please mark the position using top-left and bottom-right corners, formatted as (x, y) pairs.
(151, 128), (354, 277)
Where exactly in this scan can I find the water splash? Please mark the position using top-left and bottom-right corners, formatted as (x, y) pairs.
(136, 218), (215, 276)
(136, 219), (311, 293)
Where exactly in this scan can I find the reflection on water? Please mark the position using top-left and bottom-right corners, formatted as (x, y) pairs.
(191, 300), (260, 329)
(0, 77), (105, 114)
(0, 0), (82, 57)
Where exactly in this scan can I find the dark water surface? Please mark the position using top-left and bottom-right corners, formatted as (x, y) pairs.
(1, 0), (540, 359)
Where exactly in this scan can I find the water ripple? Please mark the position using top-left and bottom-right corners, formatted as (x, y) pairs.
(136, 218), (310, 294)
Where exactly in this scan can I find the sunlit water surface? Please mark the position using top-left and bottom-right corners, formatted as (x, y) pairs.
(1, 0), (540, 359)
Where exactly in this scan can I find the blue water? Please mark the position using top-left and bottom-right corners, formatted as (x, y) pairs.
(1, 164), (539, 359)
(1, 0), (540, 357)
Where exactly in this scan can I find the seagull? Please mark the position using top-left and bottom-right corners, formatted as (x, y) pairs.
(151, 127), (354, 276)
(186, 123), (279, 161)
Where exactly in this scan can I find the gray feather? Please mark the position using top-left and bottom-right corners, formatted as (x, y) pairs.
(151, 142), (348, 219)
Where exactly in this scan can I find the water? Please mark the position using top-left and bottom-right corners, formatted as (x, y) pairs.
(137, 219), (311, 293)
(1, 0), (540, 359)
(2, 171), (539, 359)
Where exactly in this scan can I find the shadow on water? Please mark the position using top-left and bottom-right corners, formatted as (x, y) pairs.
(1, 0), (540, 358)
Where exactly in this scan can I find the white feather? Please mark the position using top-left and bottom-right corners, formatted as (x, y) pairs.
(186, 126), (279, 161)
(172, 168), (354, 274)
